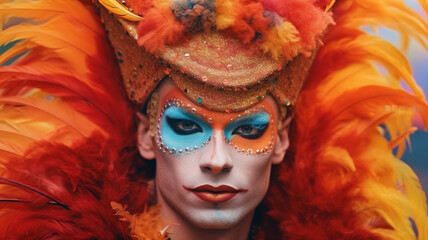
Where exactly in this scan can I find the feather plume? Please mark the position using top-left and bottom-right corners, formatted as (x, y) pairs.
(0, 135), (141, 239)
(0, 1), (158, 238)
(98, 0), (142, 21)
(256, 0), (428, 239)
(137, 0), (187, 52)
(1, 0), (428, 239)
(112, 202), (167, 240)
(0, 0), (134, 145)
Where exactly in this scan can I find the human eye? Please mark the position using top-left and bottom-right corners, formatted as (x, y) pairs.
(231, 123), (268, 139)
(166, 116), (202, 135)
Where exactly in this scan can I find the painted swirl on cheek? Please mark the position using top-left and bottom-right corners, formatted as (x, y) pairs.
(160, 106), (213, 154)
(224, 112), (273, 154)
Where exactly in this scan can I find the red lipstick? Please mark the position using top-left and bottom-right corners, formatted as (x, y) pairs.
(184, 185), (247, 203)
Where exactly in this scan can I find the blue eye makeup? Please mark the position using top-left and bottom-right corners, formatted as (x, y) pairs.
(166, 117), (203, 135)
(224, 112), (270, 141)
(160, 105), (212, 154)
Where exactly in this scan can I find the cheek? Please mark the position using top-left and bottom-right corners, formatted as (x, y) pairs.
(234, 153), (274, 201)
(154, 147), (197, 190)
(234, 151), (274, 184)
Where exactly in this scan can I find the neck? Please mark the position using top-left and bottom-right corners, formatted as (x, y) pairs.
(157, 190), (254, 240)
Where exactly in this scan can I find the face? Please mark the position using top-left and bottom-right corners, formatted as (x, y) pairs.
(139, 80), (288, 230)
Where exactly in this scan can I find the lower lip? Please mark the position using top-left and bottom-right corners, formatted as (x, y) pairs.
(191, 191), (238, 203)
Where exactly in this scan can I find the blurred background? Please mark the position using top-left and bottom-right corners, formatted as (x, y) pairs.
(391, 1), (428, 199)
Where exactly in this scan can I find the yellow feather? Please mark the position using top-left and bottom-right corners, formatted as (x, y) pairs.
(0, 90), (107, 140)
(297, 0), (428, 238)
(0, 0), (102, 31)
(215, 0), (238, 30)
(395, 160), (428, 240)
(98, 0), (142, 21)
(261, 22), (301, 60)
(325, 0), (336, 12)
(111, 202), (168, 240)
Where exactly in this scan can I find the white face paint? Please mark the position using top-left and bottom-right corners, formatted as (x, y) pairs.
(149, 81), (283, 230)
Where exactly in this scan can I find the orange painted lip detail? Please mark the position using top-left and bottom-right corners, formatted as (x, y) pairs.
(183, 185), (247, 203)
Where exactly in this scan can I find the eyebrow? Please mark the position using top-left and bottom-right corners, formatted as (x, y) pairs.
(164, 101), (270, 125)
(164, 105), (205, 122)
(230, 111), (270, 124)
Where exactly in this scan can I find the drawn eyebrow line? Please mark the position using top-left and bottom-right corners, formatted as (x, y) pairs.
(164, 106), (207, 126)
(229, 111), (270, 125)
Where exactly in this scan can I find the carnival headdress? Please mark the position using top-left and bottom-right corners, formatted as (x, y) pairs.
(1, 0), (428, 239)
(98, 0), (335, 118)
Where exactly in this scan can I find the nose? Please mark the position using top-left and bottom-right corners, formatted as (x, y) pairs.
(199, 131), (233, 175)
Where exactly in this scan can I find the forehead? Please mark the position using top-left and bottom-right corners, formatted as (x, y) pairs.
(156, 80), (280, 125)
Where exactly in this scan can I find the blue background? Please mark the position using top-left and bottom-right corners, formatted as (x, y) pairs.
(396, 1), (428, 199)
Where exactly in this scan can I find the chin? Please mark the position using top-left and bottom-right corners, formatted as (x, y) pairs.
(185, 209), (247, 230)
(192, 218), (237, 230)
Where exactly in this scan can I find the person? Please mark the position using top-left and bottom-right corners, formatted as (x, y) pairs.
(0, 0), (427, 239)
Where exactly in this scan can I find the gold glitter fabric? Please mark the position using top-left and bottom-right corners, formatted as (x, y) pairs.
(100, 8), (166, 105)
(99, 4), (316, 119)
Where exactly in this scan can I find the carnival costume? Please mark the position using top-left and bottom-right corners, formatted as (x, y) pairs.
(0, 0), (428, 239)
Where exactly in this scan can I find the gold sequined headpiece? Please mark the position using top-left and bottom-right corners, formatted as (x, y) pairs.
(97, 0), (335, 118)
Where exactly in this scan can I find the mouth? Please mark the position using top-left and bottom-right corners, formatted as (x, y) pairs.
(183, 185), (248, 203)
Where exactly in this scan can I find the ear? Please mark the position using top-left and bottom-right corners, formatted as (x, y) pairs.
(271, 117), (291, 165)
(137, 112), (156, 160)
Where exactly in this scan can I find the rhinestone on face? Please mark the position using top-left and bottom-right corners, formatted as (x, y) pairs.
(157, 99), (215, 156)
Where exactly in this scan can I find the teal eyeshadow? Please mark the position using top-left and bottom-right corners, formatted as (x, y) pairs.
(161, 106), (213, 152)
(224, 112), (270, 141)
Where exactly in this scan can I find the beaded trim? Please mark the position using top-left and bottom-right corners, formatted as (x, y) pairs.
(156, 100), (274, 156)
